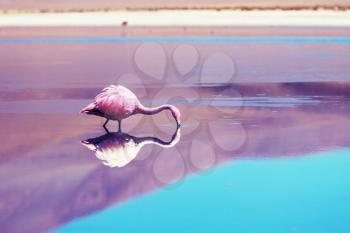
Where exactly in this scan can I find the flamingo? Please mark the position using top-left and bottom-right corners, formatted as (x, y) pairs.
(80, 85), (181, 131)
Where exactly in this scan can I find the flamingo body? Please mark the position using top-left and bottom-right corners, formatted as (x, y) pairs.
(81, 85), (181, 130)
(85, 85), (139, 120)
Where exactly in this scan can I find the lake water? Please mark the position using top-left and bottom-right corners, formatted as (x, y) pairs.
(1, 27), (350, 233)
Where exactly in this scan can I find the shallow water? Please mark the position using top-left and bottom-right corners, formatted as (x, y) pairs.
(1, 29), (350, 233)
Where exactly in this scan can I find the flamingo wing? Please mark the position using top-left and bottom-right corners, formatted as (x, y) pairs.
(94, 85), (139, 120)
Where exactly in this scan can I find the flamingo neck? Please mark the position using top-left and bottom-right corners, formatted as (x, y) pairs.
(136, 104), (170, 115)
(136, 104), (181, 125)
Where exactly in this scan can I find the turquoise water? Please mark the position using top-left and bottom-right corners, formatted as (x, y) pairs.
(55, 149), (350, 233)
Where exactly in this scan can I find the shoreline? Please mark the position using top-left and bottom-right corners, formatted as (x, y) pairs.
(2, 26), (350, 38)
(1, 5), (350, 13)
(1, 10), (350, 27)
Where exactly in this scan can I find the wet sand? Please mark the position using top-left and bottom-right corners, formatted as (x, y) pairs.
(2, 26), (350, 38)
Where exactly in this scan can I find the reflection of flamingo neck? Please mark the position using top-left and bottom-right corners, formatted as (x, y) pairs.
(136, 127), (181, 149)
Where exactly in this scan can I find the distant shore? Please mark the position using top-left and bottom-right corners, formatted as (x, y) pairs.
(1, 5), (350, 14)
(1, 10), (350, 27)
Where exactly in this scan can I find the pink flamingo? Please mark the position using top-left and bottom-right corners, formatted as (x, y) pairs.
(80, 85), (181, 131)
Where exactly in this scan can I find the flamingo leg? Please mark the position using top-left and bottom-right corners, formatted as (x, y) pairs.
(103, 119), (110, 133)
(118, 120), (122, 132)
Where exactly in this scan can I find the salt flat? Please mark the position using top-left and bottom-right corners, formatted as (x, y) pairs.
(1, 10), (350, 27)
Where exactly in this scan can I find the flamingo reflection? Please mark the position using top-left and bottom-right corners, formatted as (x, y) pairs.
(81, 128), (181, 168)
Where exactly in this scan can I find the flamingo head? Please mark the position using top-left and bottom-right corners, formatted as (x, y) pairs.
(168, 105), (181, 127)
